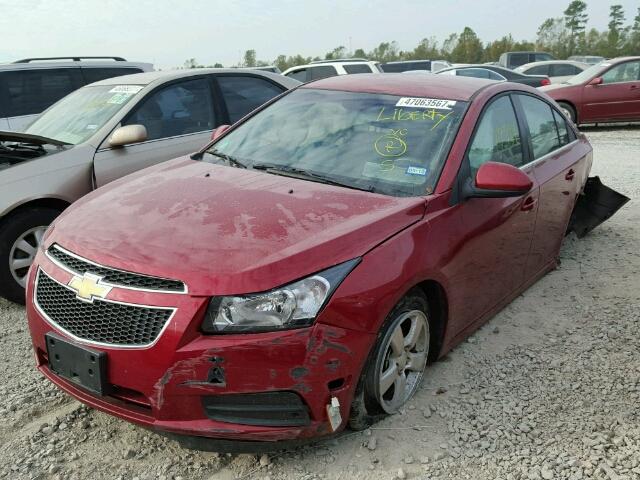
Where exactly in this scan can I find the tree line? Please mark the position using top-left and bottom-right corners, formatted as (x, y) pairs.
(184, 1), (640, 70)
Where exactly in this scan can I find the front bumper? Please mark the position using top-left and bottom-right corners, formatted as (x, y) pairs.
(26, 252), (374, 444)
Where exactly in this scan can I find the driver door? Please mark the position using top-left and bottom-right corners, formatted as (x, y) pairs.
(93, 76), (219, 187)
(582, 60), (640, 122)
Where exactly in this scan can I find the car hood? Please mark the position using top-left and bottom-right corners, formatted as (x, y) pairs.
(49, 158), (427, 295)
(0, 130), (71, 146)
(539, 83), (578, 94)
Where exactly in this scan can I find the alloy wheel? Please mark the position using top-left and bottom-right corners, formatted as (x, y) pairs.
(377, 310), (429, 413)
(9, 226), (47, 288)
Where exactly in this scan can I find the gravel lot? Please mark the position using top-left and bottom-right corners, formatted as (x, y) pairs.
(1, 126), (638, 480)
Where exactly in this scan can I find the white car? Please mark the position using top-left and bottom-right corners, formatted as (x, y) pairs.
(514, 60), (589, 84)
(282, 59), (382, 82)
(0, 56), (153, 131)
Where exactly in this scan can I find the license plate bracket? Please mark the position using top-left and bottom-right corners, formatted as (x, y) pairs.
(45, 333), (111, 396)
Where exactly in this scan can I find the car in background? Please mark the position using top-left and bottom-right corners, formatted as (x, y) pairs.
(540, 56), (640, 125)
(437, 65), (551, 87)
(515, 60), (589, 84)
(282, 59), (382, 82)
(25, 73), (626, 448)
(568, 55), (606, 65)
(380, 60), (450, 73)
(0, 69), (299, 303)
(498, 51), (554, 70)
(0, 56), (153, 131)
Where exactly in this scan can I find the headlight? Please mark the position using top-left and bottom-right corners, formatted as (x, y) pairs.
(201, 259), (360, 333)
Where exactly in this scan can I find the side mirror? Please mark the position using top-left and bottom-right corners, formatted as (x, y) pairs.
(589, 77), (603, 86)
(109, 125), (148, 147)
(464, 162), (533, 199)
(211, 124), (231, 141)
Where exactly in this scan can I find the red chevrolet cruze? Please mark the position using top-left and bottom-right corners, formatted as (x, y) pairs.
(26, 74), (625, 448)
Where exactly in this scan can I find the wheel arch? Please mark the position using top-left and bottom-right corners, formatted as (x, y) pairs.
(414, 279), (449, 361)
(556, 99), (578, 123)
(0, 197), (70, 226)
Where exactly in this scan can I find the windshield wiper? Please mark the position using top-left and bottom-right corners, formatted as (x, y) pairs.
(252, 163), (375, 192)
(198, 149), (247, 169)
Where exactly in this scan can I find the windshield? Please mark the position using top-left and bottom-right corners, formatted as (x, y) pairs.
(25, 84), (143, 145)
(565, 62), (609, 85)
(207, 88), (467, 196)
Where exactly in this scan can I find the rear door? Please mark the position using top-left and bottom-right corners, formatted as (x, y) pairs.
(0, 68), (83, 131)
(214, 74), (287, 124)
(93, 76), (219, 186)
(582, 60), (640, 121)
(513, 93), (586, 277)
(446, 94), (539, 332)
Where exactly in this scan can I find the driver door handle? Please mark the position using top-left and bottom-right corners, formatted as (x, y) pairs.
(565, 169), (575, 181)
(521, 196), (537, 211)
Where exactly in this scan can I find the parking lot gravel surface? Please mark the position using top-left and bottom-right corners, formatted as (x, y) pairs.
(0, 126), (638, 480)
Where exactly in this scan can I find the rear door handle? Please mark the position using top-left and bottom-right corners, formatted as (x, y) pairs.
(631, 84), (639, 90)
(521, 196), (537, 211)
(565, 169), (575, 181)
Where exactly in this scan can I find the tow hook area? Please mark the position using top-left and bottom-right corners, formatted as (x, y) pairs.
(567, 176), (630, 238)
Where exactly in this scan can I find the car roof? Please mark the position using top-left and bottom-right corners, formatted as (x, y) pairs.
(88, 68), (299, 88)
(517, 60), (588, 68)
(605, 56), (640, 65)
(301, 73), (495, 101)
(0, 60), (153, 72)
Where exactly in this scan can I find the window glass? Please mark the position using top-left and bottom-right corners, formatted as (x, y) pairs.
(309, 66), (337, 80)
(518, 95), (560, 159)
(527, 65), (549, 76)
(287, 69), (308, 82)
(468, 96), (524, 173)
(82, 67), (143, 85)
(208, 89), (468, 197)
(553, 109), (570, 146)
(125, 78), (214, 140)
(344, 64), (373, 74)
(552, 64), (578, 77)
(534, 53), (553, 62)
(456, 68), (490, 79)
(509, 53), (529, 68)
(486, 70), (506, 81)
(382, 61), (431, 72)
(25, 85), (140, 144)
(0, 68), (80, 117)
(217, 76), (284, 123)
(602, 61), (640, 84)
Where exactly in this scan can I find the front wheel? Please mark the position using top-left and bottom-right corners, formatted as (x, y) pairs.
(0, 208), (59, 304)
(349, 290), (432, 429)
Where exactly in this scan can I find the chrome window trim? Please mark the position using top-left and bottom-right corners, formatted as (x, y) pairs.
(46, 244), (188, 294)
(34, 269), (177, 350)
(520, 138), (579, 170)
(95, 129), (211, 153)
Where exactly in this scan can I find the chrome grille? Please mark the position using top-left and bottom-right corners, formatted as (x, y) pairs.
(47, 244), (186, 293)
(35, 270), (174, 347)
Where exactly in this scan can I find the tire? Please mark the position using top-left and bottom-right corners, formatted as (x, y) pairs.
(348, 289), (434, 430)
(558, 102), (577, 124)
(0, 208), (59, 304)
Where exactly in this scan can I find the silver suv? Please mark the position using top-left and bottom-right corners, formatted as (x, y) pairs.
(0, 56), (154, 131)
(0, 68), (300, 302)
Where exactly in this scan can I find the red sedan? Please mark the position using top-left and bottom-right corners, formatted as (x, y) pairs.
(541, 56), (640, 124)
(25, 74), (627, 448)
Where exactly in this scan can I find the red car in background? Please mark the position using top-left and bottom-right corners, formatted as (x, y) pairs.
(26, 74), (627, 449)
(541, 56), (640, 125)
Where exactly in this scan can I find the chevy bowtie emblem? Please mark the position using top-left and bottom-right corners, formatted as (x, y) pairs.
(68, 273), (112, 303)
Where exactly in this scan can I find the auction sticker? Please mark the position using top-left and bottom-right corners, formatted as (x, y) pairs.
(396, 97), (456, 110)
(109, 85), (144, 94)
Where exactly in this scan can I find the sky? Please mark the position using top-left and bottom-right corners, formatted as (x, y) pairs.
(1, 0), (637, 69)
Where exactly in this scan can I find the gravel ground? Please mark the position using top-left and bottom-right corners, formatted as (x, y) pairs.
(0, 126), (638, 480)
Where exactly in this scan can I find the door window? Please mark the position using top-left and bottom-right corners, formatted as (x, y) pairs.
(81, 67), (144, 85)
(309, 66), (338, 80)
(526, 64), (550, 76)
(124, 78), (215, 141)
(286, 68), (308, 82)
(551, 64), (580, 77)
(518, 95), (560, 159)
(343, 64), (373, 74)
(468, 96), (524, 173)
(601, 61), (640, 84)
(553, 109), (571, 146)
(509, 53), (529, 68)
(0, 68), (81, 117)
(217, 75), (285, 123)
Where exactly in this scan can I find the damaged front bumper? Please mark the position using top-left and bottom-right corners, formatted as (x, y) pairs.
(26, 255), (374, 447)
(568, 176), (630, 238)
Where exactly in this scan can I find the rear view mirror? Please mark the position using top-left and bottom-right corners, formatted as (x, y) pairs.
(211, 124), (231, 141)
(589, 77), (603, 86)
(464, 162), (533, 199)
(109, 125), (148, 147)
